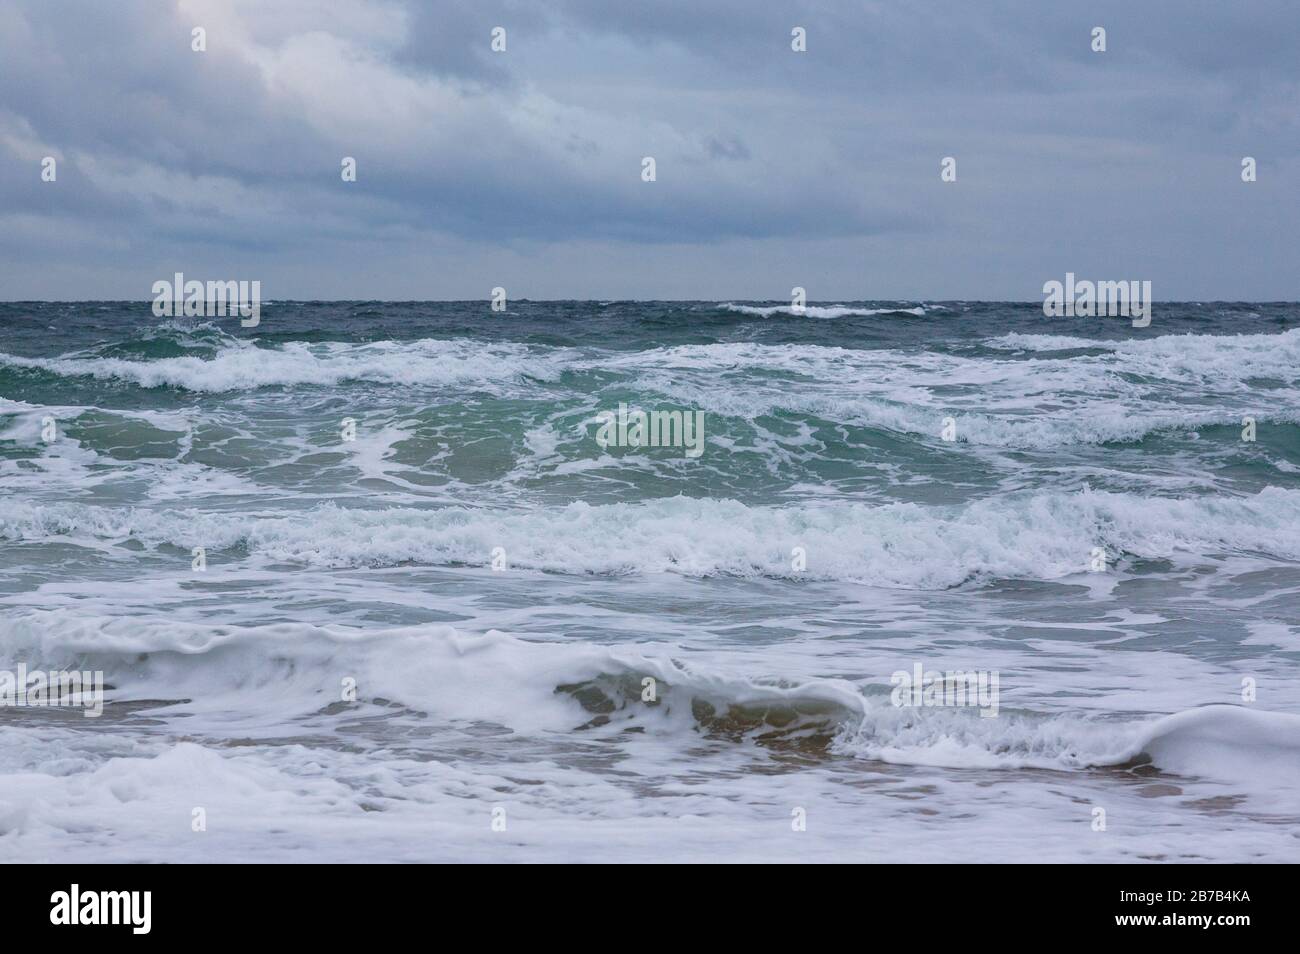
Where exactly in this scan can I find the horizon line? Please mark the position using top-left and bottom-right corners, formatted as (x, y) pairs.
(3, 299), (1298, 306)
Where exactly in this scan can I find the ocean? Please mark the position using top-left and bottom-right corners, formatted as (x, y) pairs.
(1, 300), (1298, 862)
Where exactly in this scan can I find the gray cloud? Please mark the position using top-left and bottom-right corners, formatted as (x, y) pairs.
(0, 0), (1296, 299)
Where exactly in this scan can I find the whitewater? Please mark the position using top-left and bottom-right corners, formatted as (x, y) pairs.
(1, 300), (1297, 863)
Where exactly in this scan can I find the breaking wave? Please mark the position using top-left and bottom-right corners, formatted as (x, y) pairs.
(5, 611), (1295, 788)
(5, 487), (1299, 587)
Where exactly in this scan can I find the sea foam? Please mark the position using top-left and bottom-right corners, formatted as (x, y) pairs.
(5, 487), (1300, 587)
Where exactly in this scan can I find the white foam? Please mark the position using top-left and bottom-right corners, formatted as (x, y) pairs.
(5, 611), (1294, 795)
(8, 328), (1298, 452)
(720, 303), (926, 318)
(986, 327), (1300, 384)
(605, 337), (1300, 447)
(2, 609), (1296, 862)
(1130, 705), (1300, 793)
(5, 487), (1300, 587)
(0, 338), (569, 393)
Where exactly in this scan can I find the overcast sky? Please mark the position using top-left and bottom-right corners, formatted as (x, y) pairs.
(1, 0), (1296, 300)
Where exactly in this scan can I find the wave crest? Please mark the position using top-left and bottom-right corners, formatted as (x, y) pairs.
(6, 488), (1300, 587)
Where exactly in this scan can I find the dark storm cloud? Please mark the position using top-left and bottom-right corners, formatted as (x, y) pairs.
(0, 0), (1295, 299)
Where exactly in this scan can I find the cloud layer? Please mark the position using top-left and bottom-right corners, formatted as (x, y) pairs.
(1, 0), (1297, 299)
